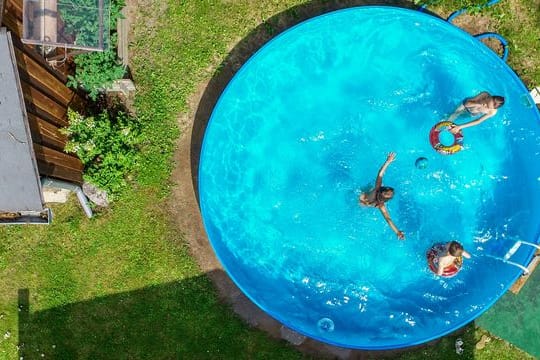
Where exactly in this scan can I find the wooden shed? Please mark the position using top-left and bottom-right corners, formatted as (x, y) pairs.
(1, 0), (86, 222)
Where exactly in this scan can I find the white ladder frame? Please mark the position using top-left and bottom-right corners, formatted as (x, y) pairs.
(503, 241), (540, 274)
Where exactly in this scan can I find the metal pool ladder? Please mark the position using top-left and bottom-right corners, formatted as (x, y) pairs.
(504, 241), (540, 294)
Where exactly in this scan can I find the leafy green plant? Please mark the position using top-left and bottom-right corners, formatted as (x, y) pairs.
(67, 46), (126, 100)
(62, 109), (142, 196)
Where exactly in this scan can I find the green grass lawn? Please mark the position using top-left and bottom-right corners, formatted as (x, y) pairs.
(0, 0), (538, 359)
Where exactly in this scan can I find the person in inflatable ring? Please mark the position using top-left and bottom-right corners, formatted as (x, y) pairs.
(358, 152), (405, 240)
(435, 241), (471, 276)
(447, 91), (505, 135)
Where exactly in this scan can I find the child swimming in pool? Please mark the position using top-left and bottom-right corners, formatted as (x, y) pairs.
(447, 91), (505, 134)
(359, 152), (405, 240)
(434, 241), (471, 276)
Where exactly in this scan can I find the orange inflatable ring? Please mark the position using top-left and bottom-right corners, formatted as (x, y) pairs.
(429, 121), (463, 155)
(427, 243), (463, 277)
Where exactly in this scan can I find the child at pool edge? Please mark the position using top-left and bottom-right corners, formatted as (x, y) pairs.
(447, 91), (505, 134)
(358, 152), (405, 240)
(437, 241), (471, 276)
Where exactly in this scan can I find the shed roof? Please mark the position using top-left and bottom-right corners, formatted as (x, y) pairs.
(0, 27), (44, 212)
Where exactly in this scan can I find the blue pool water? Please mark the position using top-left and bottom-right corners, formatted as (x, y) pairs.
(198, 7), (540, 349)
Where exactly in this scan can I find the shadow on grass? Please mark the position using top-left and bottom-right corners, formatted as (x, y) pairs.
(17, 270), (301, 359)
(190, 0), (442, 201)
(16, 271), (479, 360)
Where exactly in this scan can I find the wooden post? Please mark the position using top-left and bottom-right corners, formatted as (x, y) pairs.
(117, 5), (129, 66)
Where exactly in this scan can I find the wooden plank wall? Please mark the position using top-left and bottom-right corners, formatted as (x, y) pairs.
(1, 0), (84, 184)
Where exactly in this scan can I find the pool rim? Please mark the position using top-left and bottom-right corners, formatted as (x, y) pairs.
(198, 5), (540, 350)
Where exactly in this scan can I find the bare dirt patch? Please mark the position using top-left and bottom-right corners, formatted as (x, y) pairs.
(452, 13), (495, 34)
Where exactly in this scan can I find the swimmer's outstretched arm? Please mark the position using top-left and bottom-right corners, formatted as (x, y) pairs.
(450, 111), (496, 134)
(375, 152), (396, 189)
(379, 204), (405, 240)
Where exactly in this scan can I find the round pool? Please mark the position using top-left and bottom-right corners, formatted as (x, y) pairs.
(198, 6), (540, 349)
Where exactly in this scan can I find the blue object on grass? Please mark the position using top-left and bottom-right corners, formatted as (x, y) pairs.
(475, 32), (509, 62)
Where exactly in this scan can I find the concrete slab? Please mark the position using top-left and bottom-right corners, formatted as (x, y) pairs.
(42, 187), (71, 203)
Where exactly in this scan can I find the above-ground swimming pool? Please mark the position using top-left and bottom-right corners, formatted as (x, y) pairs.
(199, 6), (540, 349)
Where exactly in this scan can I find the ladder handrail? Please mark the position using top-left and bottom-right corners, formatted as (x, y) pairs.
(502, 241), (540, 274)
(504, 240), (540, 260)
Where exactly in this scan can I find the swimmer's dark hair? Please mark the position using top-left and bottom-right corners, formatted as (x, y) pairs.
(377, 186), (395, 202)
(448, 241), (464, 257)
(493, 96), (505, 108)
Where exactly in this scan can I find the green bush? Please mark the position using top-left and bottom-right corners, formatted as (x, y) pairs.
(62, 109), (142, 197)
